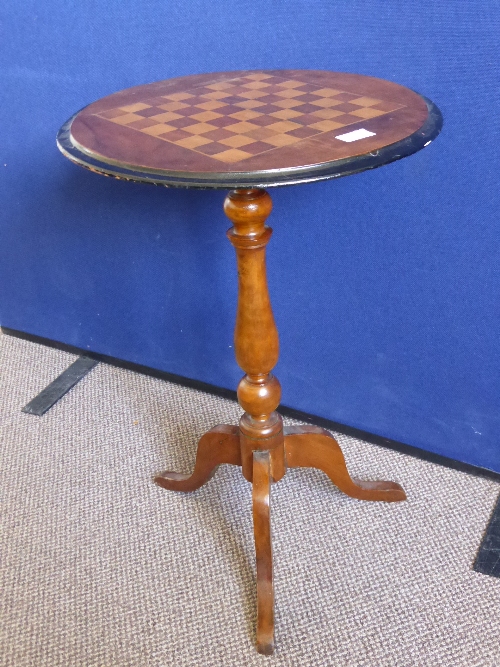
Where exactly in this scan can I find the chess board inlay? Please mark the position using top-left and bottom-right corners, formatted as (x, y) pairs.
(94, 72), (405, 164)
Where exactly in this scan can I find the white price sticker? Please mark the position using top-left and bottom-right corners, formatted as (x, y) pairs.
(335, 128), (376, 143)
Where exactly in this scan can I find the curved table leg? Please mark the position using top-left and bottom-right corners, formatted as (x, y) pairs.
(252, 450), (275, 655)
(154, 425), (241, 492)
(284, 425), (406, 502)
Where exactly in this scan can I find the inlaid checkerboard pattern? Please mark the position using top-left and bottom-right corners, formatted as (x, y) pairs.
(95, 72), (405, 164)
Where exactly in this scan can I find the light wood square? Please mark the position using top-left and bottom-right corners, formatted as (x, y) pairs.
(141, 123), (177, 136)
(194, 100), (228, 110)
(238, 89), (269, 99)
(149, 111), (183, 122)
(162, 92), (195, 101)
(183, 122), (219, 135)
(119, 103), (151, 113)
(218, 134), (256, 148)
(269, 108), (303, 120)
(349, 107), (386, 119)
(189, 111), (223, 122)
(309, 119), (345, 131)
(310, 98), (344, 108)
(265, 120), (302, 132)
(275, 89), (306, 99)
(158, 101), (190, 112)
(272, 99), (303, 109)
(203, 91), (233, 100)
(173, 135), (213, 148)
(261, 133), (301, 147)
(349, 96), (383, 107)
(109, 113), (144, 125)
(235, 100), (266, 109)
(275, 80), (306, 89)
(210, 148), (252, 163)
(311, 108), (345, 119)
(243, 127), (277, 141)
(225, 121), (261, 134)
(245, 73), (272, 81)
(311, 88), (344, 97)
(229, 110), (263, 121)
(206, 81), (234, 90)
(242, 81), (271, 90)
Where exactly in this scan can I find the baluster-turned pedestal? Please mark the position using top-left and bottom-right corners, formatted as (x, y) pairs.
(154, 188), (406, 655)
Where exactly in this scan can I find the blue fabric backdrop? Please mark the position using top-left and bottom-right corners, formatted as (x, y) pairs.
(1, 2), (499, 471)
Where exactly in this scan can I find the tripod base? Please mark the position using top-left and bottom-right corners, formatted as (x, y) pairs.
(155, 186), (406, 654)
(154, 424), (405, 653)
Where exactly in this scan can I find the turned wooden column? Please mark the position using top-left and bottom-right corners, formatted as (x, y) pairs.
(224, 188), (285, 484)
(155, 186), (406, 656)
(224, 187), (282, 654)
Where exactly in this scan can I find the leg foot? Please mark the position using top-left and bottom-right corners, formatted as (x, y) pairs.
(154, 425), (240, 492)
(284, 425), (406, 502)
(252, 450), (275, 655)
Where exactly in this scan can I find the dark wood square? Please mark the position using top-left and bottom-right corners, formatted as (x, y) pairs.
(247, 115), (284, 127)
(202, 128), (239, 141)
(297, 93), (327, 103)
(243, 126), (280, 141)
(195, 141), (232, 155)
(217, 96), (245, 105)
(172, 106), (209, 117)
(249, 104), (283, 115)
(330, 92), (360, 102)
(287, 126), (321, 138)
(168, 116), (200, 129)
(255, 94), (288, 104)
(241, 141), (275, 155)
(331, 102), (365, 113)
(207, 116), (242, 129)
(324, 113), (360, 126)
(135, 107), (168, 117)
(158, 128), (192, 141)
(291, 113), (327, 126)
(292, 104), (325, 114)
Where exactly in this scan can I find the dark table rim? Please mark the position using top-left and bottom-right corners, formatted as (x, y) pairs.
(56, 95), (442, 190)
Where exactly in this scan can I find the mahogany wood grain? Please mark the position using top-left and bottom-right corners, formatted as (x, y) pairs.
(64, 70), (434, 182)
(224, 189), (286, 484)
(153, 425), (240, 492)
(284, 425), (406, 501)
(252, 450), (275, 655)
(151, 187), (407, 652)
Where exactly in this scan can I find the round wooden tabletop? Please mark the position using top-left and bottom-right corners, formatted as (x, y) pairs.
(57, 70), (442, 189)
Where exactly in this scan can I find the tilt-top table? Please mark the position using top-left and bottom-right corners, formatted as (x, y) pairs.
(57, 69), (442, 654)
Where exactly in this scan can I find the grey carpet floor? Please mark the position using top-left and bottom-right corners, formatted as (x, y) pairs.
(0, 331), (499, 667)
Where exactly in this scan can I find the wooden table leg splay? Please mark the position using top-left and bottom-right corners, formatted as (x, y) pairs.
(154, 188), (406, 654)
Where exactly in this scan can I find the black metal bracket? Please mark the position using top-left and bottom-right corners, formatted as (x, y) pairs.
(473, 495), (500, 578)
(22, 356), (98, 416)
